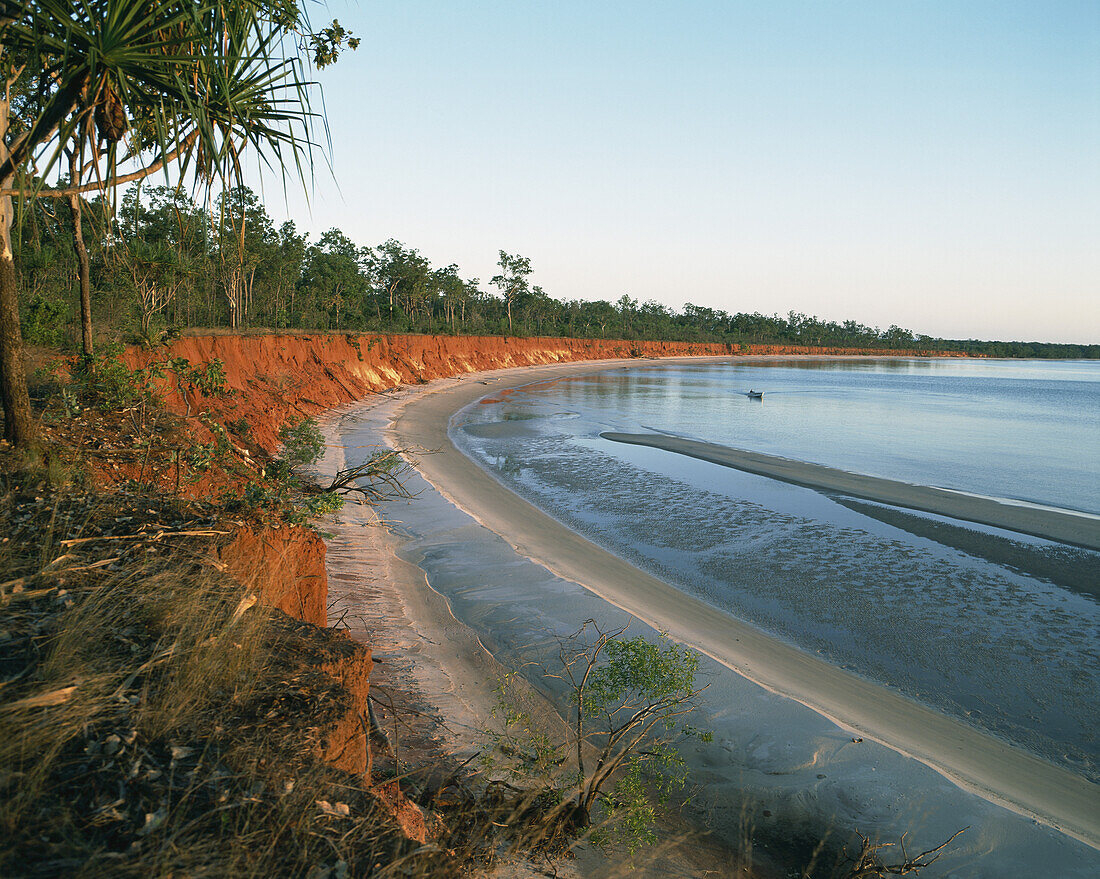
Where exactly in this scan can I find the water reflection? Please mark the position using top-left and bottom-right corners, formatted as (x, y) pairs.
(485, 359), (1100, 514)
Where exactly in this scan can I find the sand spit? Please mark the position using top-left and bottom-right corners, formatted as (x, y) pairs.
(601, 432), (1100, 551)
(387, 359), (1100, 852)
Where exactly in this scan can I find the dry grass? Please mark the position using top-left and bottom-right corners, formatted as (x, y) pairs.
(0, 463), (466, 878)
(0, 454), (625, 878)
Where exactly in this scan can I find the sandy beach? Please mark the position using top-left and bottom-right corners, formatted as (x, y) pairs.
(373, 358), (1099, 854)
(315, 399), (746, 878)
(302, 357), (1098, 878)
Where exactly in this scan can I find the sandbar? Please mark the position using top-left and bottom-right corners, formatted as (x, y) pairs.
(388, 358), (1100, 850)
(601, 432), (1100, 551)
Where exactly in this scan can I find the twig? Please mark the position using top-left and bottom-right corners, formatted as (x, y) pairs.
(60, 529), (229, 548)
(2, 684), (79, 711)
(1, 557), (121, 598)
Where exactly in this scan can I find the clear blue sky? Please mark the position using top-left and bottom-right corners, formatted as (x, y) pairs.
(252, 1), (1100, 344)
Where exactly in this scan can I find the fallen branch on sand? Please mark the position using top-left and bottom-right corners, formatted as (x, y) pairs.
(321, 448), (419, 504)
(838, 826), (968, 877)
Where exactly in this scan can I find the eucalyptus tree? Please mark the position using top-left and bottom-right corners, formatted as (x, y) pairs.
(298, 227), (367, 329)
(270, 219), (306, 328)
(522, 284), (554, 336)
(433, 262), (463, 332)
(115, 184), (209, 329)
(490, 250), (531, 334)
(213, 186), (282, 329)
(615, 293), (637, 338)
(374, 239), (431, 328)
(458, 277), (483, 330)
(0, 0), (353, 448)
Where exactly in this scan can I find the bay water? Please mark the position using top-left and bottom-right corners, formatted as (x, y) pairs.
(452, 358), (1100, 780)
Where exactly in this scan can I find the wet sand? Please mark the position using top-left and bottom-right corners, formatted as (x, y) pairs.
(601, 432), (1100, 551)
(315, 399), (760, 878)
(387, 359), (1100, 851)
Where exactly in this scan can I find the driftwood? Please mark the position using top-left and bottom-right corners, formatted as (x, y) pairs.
(60, 529), (229, 548)
(365, 698), (393, 755)
(1, 557), (121, 601)
(839, 827), (968, 878)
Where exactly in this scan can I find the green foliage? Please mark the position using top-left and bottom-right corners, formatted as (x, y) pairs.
(579, 633), (707, 852)
(60, 386), (81, 419)
(490, 251), (533, 333)
(220, 416), (345, 524)
(228, 417), (252, 440)
(223, 474), (343, 525)
(308, 19), (361, 69)
(591, 762), (657, 853)
(15, 177), (1092, 356)
(220, 480), (278, 515)
(263, 458), (294, 484)
(166, 357), (230, 397)
(185, 442), (221, 475)
(588, 635), (701, 713)
(21, 293), (70, 348)
(75, 345), (162, 411)
(485, 625), (711, 857)
(482, 672), (561, 785)
(277, 416), (325, 470)
(284, 490), (344, 523)
(192, 360), (229, 397)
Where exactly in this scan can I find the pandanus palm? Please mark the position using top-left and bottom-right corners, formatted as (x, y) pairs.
(0, 0), (333, 447)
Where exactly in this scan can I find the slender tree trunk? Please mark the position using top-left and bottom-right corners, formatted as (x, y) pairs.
(0, 95), (35, 447)
(0, 191), (33, 446)
(68, 152), (93, 359)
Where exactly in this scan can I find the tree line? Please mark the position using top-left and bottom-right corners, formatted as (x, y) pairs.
(14, 181), (1098, 359)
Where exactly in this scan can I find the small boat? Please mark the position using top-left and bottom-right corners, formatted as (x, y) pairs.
(746, 389), (763, 399)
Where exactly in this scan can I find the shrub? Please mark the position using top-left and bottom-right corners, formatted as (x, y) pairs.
(277, 416), (325, 470)
(21, 292), (70, 348)
(75, 344), (162, 411)
(485, 622), (711, 855)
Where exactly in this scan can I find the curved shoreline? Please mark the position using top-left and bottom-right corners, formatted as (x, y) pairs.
(601, 432), (1100, 551)
(389, 358), (1100, 850)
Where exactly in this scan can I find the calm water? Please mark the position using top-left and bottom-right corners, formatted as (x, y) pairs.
(481, 358), (1100, 514)
(453, 358), (1100, 779)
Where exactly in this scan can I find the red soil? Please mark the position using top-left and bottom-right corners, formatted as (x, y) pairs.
(124, 332), (954, 454)
(218, 523), (328, 627)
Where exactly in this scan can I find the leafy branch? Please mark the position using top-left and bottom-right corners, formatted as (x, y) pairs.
(321, 448), (418, 505)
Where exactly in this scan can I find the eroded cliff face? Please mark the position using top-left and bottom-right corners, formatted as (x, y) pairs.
(125, 332), (947, 454)
(215, 524), (369, 777)
(218, 524), (328, 628)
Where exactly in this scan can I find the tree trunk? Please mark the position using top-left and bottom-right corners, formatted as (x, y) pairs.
(0, 95), (35, 447)
(0, 196), (33, 446)
(69, 152), (93, 359)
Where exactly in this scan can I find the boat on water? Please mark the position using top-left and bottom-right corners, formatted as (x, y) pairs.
(747, 389), (763, 399)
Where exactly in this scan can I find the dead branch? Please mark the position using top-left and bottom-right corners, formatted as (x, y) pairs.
(840, 826), (968, 877)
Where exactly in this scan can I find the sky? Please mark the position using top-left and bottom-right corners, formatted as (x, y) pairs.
(249, 1), (1100, 344)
